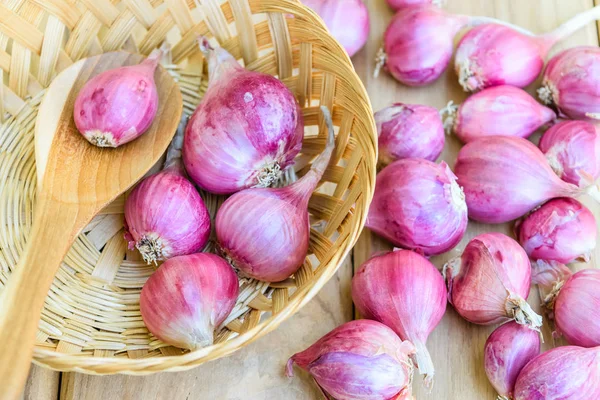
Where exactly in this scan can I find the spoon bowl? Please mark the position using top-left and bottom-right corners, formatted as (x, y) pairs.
(0, 51), (182, 399)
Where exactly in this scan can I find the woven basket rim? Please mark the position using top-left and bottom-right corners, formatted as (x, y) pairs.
(1, 0), (377, 374)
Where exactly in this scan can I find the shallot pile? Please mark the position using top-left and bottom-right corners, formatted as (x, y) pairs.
(70, 1), (600, 398)
(290, 2), (600, 399)
(73, 37), (336, 352)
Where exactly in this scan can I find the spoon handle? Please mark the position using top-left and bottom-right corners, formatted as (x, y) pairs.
(0, 196), (87, 399)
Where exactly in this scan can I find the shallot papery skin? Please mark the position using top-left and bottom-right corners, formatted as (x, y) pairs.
(530, 259), (572, 290)
(183, 39), (303, 195)
(514, 346), (600, 400)
(538, 120), (600, 189)
(484, 322), (540, 400)
(553, 269), (600, 348)
(124, 158), (211, 264)
(301, 0), (369, 57)
(366, 158), (468, 256)
(375, 103), (445, 165)
(216, 106), (335, 282)
(455, 136), (580, 224)
(444, 233), (542, 330)
(456, 7), (600, 92)
(352, 250), (447, 385)
(73, 50), (160, 147)
(140, 253), (238, 350)
(287, 320), (416, 400)
(444, 86), (556, 143)
(539, 46), (600, 121)
(386, 0), (444, 10)
(516, 198), (597, 264)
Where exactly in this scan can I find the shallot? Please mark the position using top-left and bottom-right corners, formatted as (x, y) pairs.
(456, 6), (600, 92)
(375, 103), (445, 165)
(455, 136), (581, 224)
(539, 121), (600, 198)
(183, 38), (303, 195)
(539, 120), (600, 190)
(444, 232), (542, 330)
(301, 0), (369, 57)
(352, 250), (447, 385)
(516, 198), (597, 264)
(366, 158), (468, 256)
(539, 46), (600, 121)
(74, 49), (161, 147)
(514, 346), (600, 399)
(287, 320), (416, 400)
(386, 0), (444, 10)
(543, 269), (600, 348)
(216, 106), (334, 282)
(124, 127), (210, 264)
(375, 6), (532, 86)
(443, 86), (556, 143)
(140, 253), (238, 349)
(484, 322), (541, 400)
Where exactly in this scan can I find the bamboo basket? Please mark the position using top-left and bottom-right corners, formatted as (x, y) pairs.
(0, 0), (376, 374)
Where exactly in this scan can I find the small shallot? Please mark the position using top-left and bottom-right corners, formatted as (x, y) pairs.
(484, 322), (541, 400)
(514, 346), (600, 399)
(539, 46), (600, 121)
(456, 6), (600, 91)
(352, 250), (447, 385)
(366, 158), (468, 256)
(140, 253), (238, 349)
(455, 136), (581, 224)
(539, 119), (600, 191)
(444, 232), (542, 330)
(287, 320), (416, 400)
(216, 107), (335, 282)
(74, 49), (161, 147)
(183, 38), (303, 194)
(443, 86), (556, 143)
(544, 269), (600, 348)
(375, 6), (526, 86)
(516, 198), (597, 264)
(375, 103), (445, 165)
(301, 0), (369, 57)
(124, 127), (210, 264)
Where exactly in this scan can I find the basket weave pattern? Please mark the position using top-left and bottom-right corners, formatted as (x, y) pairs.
(0, 0), (376, 374)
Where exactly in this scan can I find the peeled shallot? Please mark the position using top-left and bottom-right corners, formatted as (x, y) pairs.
(352, 250), (447, 385)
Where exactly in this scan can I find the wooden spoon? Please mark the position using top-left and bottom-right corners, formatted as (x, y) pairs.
(0, 51), (182, 398)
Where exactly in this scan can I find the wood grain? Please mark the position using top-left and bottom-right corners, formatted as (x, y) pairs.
(26, 1), (600, 399)
(0, 52), (182, 399)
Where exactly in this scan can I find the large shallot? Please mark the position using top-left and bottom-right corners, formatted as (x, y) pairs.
(352, 250), (447, 385)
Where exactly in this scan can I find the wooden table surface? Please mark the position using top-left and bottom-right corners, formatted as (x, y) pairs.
(23, 1), (600, 399)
